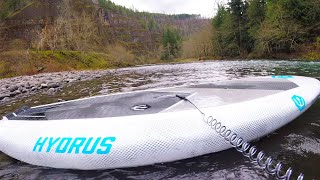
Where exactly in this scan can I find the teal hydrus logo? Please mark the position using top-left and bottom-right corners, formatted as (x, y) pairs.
(272, 75), (293, 79)
(292, 95), (306, 111)
(33, 137), (116, 154)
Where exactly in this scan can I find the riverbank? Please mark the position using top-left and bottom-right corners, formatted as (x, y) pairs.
(2, 48), (320, 79)
(2, 58), (320, 104)
(1, 49), (320, 104)
(0, 53), (201, 103)
(0, 69), (118, 103)
(0, 50), (144, 78)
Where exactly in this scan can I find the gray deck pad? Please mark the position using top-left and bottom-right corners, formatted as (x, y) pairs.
(7, 92), (190, 120)
(187, 80), (298, 90)
(6, 78), (299, 120)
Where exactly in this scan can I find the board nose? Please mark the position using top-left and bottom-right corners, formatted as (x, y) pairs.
(314, 78), (320, 97)
(0, 119), (4, 151)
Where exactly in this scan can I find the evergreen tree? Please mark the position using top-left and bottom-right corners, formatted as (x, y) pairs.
(212, 5), (227, 29)
(280, 0), (320, 39)
(247, 0), (266, 36)
(211, 1), (251, 56)
(210, 0), (319, 57)
(247, 0), (266, 51)
(255, 0), (303, 54)
(228, 0), (250, 55)
(161, 27), (182, 60)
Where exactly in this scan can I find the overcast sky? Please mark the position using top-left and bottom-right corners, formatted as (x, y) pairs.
(111, 0), (228, 18)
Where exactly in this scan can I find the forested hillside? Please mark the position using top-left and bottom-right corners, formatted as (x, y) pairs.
(0, 0), (209, 78)
(97, 0), (208, 58)
(209, 0), (320, 59)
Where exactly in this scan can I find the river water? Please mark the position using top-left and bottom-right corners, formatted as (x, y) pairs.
(0, 60), (320, 179)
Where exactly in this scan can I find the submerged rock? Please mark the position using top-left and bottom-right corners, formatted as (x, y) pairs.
(8, 85), (18, 92)
(48, 83), (60, 88)
(0, 94), (10, 100)
(14, 90), (22, 95)
(48, 88), (56, 95)
(1, 97), (10, 102)
(40, 83), (48, 89)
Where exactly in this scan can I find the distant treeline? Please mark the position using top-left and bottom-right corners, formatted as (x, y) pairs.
(98, 0), (200, 20)
(97, 0), (204, 60)
(211, 0), (320, 58)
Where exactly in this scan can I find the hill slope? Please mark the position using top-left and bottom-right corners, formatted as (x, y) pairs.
(0, 0), (209, 54)
(0, 0), (210, 78)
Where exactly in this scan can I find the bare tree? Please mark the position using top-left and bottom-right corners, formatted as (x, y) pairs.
(34, 0), (100, 51)
(182, 24), (214, 59)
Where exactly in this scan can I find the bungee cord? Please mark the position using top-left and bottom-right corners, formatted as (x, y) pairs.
(176, 95), (304, 180)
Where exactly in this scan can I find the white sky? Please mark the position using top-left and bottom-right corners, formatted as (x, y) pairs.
(111, 0), (228, 18)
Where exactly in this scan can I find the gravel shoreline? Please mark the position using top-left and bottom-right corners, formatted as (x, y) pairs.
(0, 70), (117, 103)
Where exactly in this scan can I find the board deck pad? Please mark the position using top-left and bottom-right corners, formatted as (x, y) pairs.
(188, 80), (298, 90)
(7, 92), (190, 120)
(6, 78), (299, 120)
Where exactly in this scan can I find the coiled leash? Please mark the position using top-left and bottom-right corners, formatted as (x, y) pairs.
(176, 95), (304, 180)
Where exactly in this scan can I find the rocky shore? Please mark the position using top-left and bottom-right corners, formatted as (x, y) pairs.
(0, 70), (116, 103)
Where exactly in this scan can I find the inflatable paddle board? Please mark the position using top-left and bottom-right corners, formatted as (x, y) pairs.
(0, 75), (319, 170)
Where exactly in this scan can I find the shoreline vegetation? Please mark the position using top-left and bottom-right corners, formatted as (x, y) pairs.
(0, 0), (319, 79)
(0, 50), (318, 79)
(0, 49), (319, 79)
(0, 49), (317, 79)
